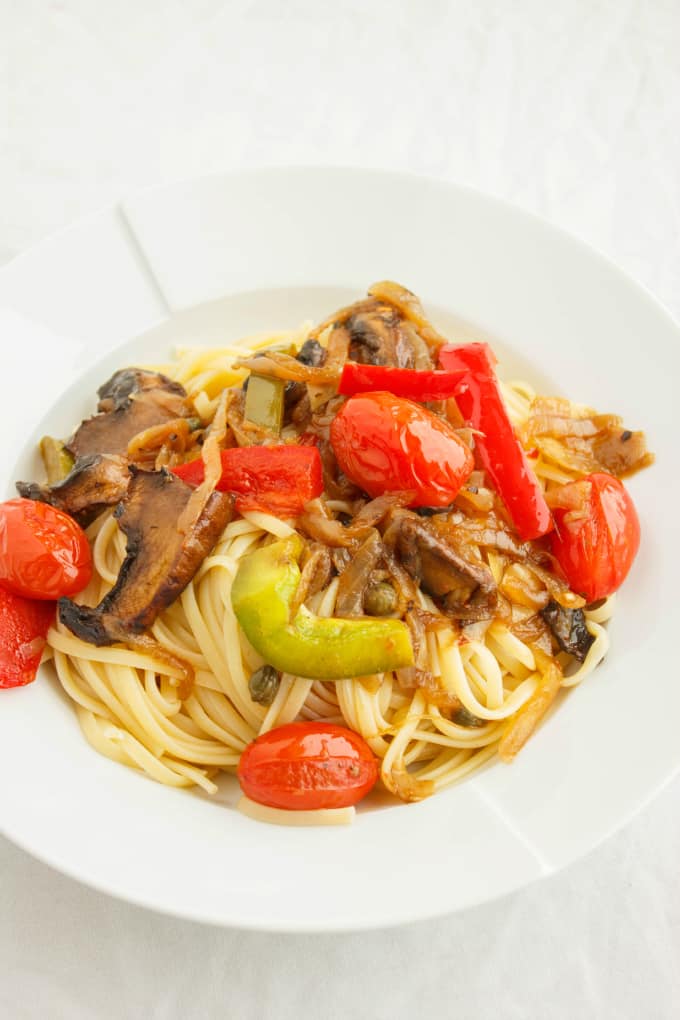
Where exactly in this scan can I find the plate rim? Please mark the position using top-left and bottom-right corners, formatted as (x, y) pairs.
(1, 166), (679, 932)
(5, 164), (680, 332)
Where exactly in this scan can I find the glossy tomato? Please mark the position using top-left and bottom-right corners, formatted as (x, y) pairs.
(237, 721), (379, 810)
(329, 391), (474, 507)
(550, 473), (640, 603)
(0, 498), (92, 600)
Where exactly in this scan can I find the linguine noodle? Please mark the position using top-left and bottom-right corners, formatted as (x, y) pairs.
(46, 325), (613, 802)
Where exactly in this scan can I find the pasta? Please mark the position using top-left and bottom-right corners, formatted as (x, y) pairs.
(45, 318), (625, 805)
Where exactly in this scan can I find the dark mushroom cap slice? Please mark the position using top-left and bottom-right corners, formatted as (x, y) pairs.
(67, 369), (191, 461)
(17, 454), (130, 523)
(390, 509), (497, 622)
(59, 467), (233, 646)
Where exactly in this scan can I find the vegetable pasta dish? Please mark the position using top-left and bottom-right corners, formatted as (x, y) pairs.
(1, 283), (652, 825)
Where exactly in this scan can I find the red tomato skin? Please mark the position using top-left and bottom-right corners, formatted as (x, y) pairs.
(550, 473), (640, 603)
(329, 392), (474, 508)
(237, 721), (379, 810)
(0, 587), (54, 688)
(0, 499), (92, 600)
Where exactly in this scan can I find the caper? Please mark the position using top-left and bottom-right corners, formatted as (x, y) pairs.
(296, 338), (325, 367)
(186, 416), (203, 432)
(248, 665), (280, 706)
(364, 581), (398, 617)
(453, 705), (485, 728)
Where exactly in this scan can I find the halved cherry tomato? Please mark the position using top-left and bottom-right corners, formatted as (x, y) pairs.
(0, 587), (54, 688)
(329, 391), (474, 508)
(0, 498), (92, 600)
(237, 721), (379, 810)
(550, 473), (640, 603)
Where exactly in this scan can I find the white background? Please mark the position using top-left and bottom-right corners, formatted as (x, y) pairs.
(1, 1), (679, 1017)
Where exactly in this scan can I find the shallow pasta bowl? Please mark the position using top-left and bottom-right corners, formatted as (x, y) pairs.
(0, 168), (678, 931)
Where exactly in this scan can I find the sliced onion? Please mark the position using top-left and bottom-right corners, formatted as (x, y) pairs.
(368, 280), (448, 349)
(335, 529), (383, 616)
(234, 351), (340, 384)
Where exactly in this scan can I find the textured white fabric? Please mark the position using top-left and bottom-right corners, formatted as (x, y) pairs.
(1, 1), (679, 1017)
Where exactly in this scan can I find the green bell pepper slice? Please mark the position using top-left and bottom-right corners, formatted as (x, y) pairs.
(231, 534), (414, 679)
(244, 373), (285, 433)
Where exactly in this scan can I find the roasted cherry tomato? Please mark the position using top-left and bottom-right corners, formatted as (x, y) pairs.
(0, 587), (54, 688)
(329, 391), (474, 508)
(0, 498), (92, 600)
(237, 721), (379, 810)
(550, 473), (640, 603)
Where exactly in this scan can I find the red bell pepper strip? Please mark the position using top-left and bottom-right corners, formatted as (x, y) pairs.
(338, 361), (467, 402)
(172, 445), (324, 519)
(0, 586), (55, 688)
(438, 342), (552, 541)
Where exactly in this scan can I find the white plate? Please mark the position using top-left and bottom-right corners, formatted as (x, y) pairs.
(0, 169), (678, 932)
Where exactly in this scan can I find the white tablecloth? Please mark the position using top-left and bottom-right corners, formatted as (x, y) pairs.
(1, 2), (679, 1016)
